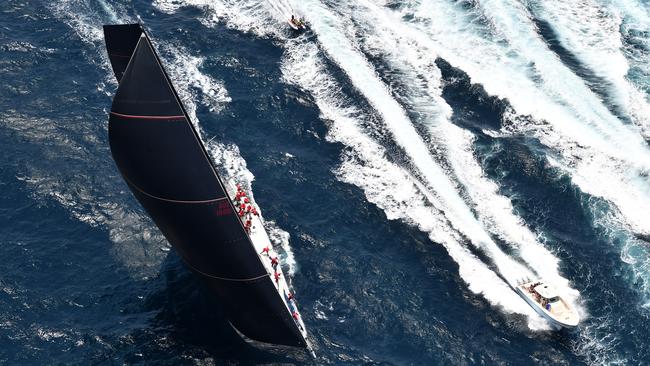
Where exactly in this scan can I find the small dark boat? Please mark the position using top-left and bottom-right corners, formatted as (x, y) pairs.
(288, 16), (306, 31)
(102, 23), (309, 349)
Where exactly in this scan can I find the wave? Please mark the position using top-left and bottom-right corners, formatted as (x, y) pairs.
(292, 0), (541, 287)
(528, 0), (650, 138)
(347, 0), (580, 303)
(153, 0), (284, 38)
(391, 0), (650, 303)
(280, 39), (544, 326)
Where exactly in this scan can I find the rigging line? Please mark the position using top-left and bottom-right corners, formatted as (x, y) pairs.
(123, 175), (228, 204)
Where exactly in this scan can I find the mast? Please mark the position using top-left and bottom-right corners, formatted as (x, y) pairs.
(103, 24), (307, 348)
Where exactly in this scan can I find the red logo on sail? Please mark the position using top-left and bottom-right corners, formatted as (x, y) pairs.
(216, 201), (231, 217)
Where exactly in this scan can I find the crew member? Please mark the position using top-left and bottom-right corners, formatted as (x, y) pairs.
(292, 311), (299, 320)
(274, 271), (281, 283)
(271, 256), (279, 269)
(261, 246), (270, 255)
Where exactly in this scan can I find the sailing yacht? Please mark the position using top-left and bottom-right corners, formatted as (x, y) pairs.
(102, 23), (309, 348)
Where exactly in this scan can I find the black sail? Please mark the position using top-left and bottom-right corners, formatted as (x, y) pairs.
(103, 24), (306, 348)
(104, 24), (143, 82)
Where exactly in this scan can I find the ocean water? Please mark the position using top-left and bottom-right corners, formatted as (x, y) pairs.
(1, 0), (650, 364)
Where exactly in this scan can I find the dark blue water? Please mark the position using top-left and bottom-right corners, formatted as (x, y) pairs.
(1, 0), (650, 364)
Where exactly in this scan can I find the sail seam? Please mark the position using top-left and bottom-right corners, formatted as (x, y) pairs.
(110, 111), (186, 120)
(184, 258), (270, 282)
(124, 177), (227, 204)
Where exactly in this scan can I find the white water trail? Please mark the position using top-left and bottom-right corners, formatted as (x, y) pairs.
(347, 0), (579, 303)
(604, 0), (650, 87)
(281, 40), (545, 327)
(153, 0), (284, 37)
(290, 0), (535, 287)
(529, 0), (650, 138)
(392, 0), (650, 299)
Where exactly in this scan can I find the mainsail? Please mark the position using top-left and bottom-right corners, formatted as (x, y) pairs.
(103, 24), (307, 348)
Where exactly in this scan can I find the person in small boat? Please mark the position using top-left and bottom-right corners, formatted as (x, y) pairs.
(290, 14), (303, 27)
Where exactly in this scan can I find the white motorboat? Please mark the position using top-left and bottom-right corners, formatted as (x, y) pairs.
(515, 280), (579, 328)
